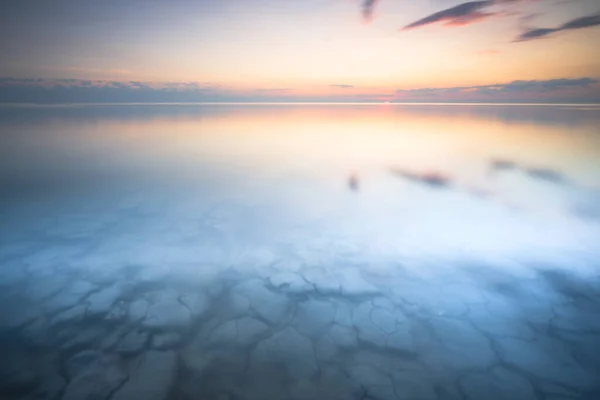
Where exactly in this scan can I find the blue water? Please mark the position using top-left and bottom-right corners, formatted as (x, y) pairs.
(1, 103), (599, 400)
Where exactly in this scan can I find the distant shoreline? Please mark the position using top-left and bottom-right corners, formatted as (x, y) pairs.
(1, 102), (599, 107)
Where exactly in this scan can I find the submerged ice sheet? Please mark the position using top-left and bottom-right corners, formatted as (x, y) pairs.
(1, 103), (600, 399)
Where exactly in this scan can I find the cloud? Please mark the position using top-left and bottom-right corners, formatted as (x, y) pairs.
(402, 1), (494, 30)
(515, 27), (558, 41)
(396, 77), (599, 100)
(495, 78), (598, 92)
(362, 0), (379, 22)
(515, 12), (600, 41)
(0, 78), (218, 91)
(560, 13), (600, 30)
(1, 77), (598, 104)
(0, 78), (228, 103)
(0, 78), (396, 103)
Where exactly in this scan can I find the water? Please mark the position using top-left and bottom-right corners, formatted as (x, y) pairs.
(1, 103), (599, 399)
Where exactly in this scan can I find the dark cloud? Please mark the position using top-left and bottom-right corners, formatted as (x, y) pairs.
(0, 79), (295, 103)
(0, 78), (215, 92)
(396, 0), (599, 42)
(396, 77), (599, 97)
(0, 78), (224, 103)
(497, 78), (598, 92)
(515, 13), (600, 41)
(402, 1), (493, 30)
(560, 13), (600, 30)
(389, 168), (451, 188)
(1, 77), (598, 104)
(515, 28), (558, 41)
(362, 0), (379, 22)
(0, 78), (399, 103)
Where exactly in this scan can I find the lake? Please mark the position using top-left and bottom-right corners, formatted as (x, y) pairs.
(1, 103), (600, 400)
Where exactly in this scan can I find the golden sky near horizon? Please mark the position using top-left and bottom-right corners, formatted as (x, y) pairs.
(0, 0), (599, 101)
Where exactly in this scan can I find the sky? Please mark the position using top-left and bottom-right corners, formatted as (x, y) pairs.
(0, 0), (599, 103)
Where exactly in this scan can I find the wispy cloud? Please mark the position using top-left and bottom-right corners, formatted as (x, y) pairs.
(515, 12), (600, 41)
(396, 77), (599, 96)
(0, 78), (388, 103)
(0, 78), (226, 103)
(330, 84), (355, 89)
(561, 13), (600, 30)
(516, 27), (557, 41)
(1, 77), (598, 104)
(396, 0), (577, 42)
(401, 1), (495, 30)
(362, 0), (380, 23)
(0, 78), (217, 91)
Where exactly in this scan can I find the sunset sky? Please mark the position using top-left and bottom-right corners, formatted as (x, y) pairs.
(1, 0), (599, 102)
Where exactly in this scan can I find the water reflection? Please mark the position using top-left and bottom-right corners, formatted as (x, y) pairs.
(1, 103), (599, 266)
(389, 168), (451, 188)
(0, 103), (599, 400)
(348, 172), (359, 192)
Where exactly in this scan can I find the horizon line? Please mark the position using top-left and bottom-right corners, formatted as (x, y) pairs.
(1, 101), (599, 107)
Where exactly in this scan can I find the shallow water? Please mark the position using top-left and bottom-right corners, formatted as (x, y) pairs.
(1, 103), (599, 400)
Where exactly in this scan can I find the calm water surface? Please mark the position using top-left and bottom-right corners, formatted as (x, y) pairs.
(1, 104), (599, 400)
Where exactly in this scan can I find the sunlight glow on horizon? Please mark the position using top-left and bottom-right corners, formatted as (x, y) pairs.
(0, 0), (599, 102)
